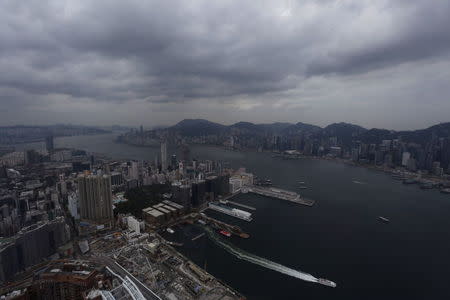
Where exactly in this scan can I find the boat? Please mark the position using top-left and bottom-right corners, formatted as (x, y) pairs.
(299, 186), (308, 189)
(378, 216), (390, 223)
(255, 179), (273, 186)
(197, 219), (207, 225)
(317, 278), (337, 288)
(219, 230), (231, 237)
(420, 183), (433, 190)
(298, 181), (305, 184)
(402, 179), (417, 184)
(219, 199), (229, 204)
(166, 228), (175, 234)
(440, 188), (450, 194)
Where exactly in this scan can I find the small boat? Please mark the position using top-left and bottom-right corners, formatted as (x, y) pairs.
(440, 188), (450, 194)
(420, 183), (433, 190)
(378, 216), (390, 223)
(299, 186), (308, 189)
(219, 230), (231, 237)
(403, 179), (417, 185)
(298, 181), (305, 184)
(317, 278), (337, 288)
(166, 228), (175, 234)
(352, 180), (366, 185)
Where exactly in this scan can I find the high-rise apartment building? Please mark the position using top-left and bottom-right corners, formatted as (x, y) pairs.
(45, 135), (54, 153)
(161, 140), (167, 171)
(77, 174), (113, 223)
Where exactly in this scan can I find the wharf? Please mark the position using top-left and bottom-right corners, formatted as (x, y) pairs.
(227, 200), (256, 211)
(245, 186), (315, 206)
(192, 233), (205, 241)
(207, 203), (252, 221)
(200, 215), (250, 238)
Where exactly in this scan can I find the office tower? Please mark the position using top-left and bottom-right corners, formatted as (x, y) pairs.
(441, 138), (450, 173)
(402, 152), (411, 166)
(77, 174), (113, 223)
(24, 149), (40, 165)
(171, 183), (191, 209)
(181, 144), (190, 161)
(191, 180), (206, 208)
(128, 161), (139, 180)
(110, 172), (123, 186)
(0, 166), (6, 178)
(45, 135), (54, 153)
(161, 140), (167, 171)
(171, 154), (177, 169)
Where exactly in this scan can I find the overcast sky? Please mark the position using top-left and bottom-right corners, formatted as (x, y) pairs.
(1, 0), (450, 130)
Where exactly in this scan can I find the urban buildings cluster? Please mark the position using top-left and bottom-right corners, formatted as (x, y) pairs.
(0, 135), (246, 299)
(120, 120), (450, 180)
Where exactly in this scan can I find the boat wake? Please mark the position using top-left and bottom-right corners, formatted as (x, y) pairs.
(352, 180), (366, 185)
(204, 227), (336, 287)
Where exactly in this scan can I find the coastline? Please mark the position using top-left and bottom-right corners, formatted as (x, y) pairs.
(116, 139), (450, 190)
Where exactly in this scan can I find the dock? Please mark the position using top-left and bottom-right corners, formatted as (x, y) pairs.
(245, 186), (315, 206)
(207, 203), (252, 221)
(200, 215), (250, 238)
(192, 233), (205, 241)
(227, 200), (256, 211)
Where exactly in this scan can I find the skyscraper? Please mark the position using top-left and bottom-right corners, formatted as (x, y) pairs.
(77, 174), (113, 223)
(171, 154), (177, 169)
(45, 135), (54, 153)
(161, 140), (167, 171)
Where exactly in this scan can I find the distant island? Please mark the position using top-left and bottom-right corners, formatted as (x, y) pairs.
(117, 119), (450, 176)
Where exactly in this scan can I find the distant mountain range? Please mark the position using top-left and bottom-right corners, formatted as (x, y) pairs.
(161, 119), (450, 145)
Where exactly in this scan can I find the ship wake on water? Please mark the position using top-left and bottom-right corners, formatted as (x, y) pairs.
(204, 227), (336, 287)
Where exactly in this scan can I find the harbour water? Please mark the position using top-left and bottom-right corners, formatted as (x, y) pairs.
(11, 133), (450, 299)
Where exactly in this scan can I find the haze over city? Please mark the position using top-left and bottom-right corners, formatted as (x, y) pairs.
(3, 2), (450, 300)
(2, 0), (450, 129)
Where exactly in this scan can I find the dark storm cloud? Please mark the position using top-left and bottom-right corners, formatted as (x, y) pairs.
(1, 0), (450, 126)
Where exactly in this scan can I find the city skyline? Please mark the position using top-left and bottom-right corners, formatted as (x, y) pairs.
(1, 1), (450, 130)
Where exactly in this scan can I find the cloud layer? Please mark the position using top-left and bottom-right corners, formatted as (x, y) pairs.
(1, 0), (450, 129)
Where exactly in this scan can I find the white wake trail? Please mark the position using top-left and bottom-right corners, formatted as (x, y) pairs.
(204, 227), (332, 285)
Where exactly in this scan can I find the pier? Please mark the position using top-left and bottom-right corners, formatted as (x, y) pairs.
(200, 215), (250, 238)
(192, 233), (205, 241)
(245, 186), (315, 206)
(227, 200), (256, 211)
(207, 203), (253, 221)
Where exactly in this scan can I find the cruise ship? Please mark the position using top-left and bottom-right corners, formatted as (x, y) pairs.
(208, 203), (253, 221)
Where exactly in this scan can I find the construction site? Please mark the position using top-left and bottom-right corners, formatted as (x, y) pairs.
(86, 228), (244, 300)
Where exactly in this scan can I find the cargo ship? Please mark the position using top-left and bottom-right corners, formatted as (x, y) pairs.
(219, 230), (231, 237)
(317, 278), (337, 288)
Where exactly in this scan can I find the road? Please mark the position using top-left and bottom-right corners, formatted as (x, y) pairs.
(90, 255), (162, 300)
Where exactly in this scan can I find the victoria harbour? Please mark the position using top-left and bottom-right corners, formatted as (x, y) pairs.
(16, 133), (450, 299)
